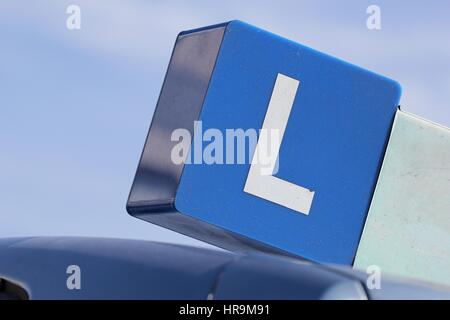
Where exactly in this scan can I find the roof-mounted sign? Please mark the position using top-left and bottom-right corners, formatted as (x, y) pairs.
(127, 21), (401, 265)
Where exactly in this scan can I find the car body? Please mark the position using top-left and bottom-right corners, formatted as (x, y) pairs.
(1, 237), (449, 300)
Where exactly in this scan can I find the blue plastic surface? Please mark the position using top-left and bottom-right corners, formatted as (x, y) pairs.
(175, 21), (401, 264)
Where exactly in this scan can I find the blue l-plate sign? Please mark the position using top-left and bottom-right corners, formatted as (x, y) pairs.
(127, 21), (401, 264)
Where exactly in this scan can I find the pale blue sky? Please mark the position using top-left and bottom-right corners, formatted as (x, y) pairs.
(1, 1), (449, 248)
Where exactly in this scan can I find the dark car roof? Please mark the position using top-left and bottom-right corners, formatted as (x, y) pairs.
(1, 237), (449, 300)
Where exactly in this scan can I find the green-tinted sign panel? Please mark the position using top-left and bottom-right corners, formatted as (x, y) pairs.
(355, 111), (450, 286)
